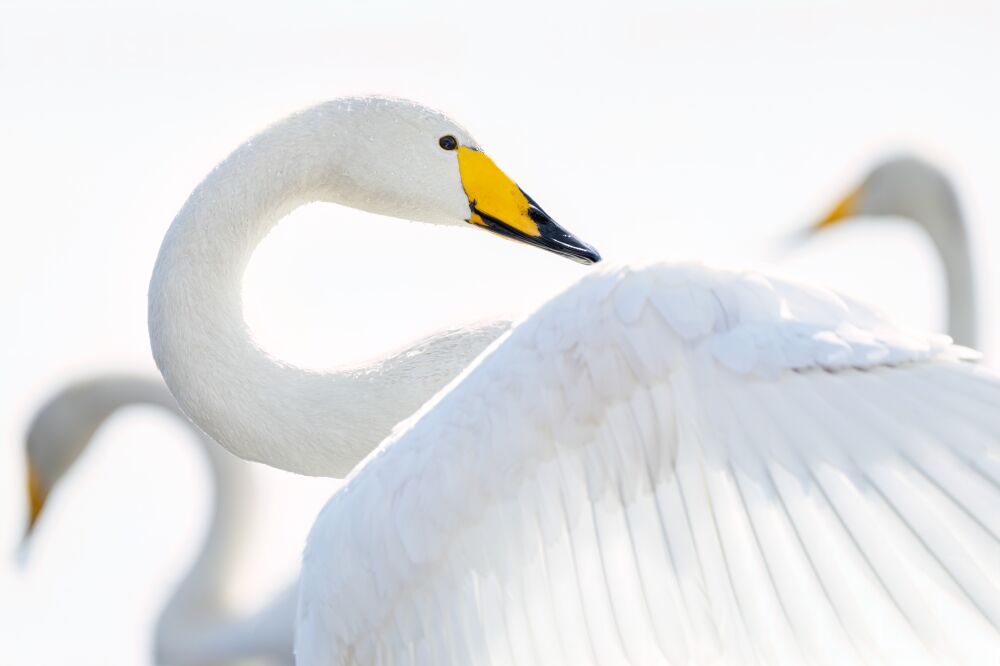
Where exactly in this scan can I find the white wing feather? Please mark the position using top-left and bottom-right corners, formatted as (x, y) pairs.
(297, 262), (1000, 666)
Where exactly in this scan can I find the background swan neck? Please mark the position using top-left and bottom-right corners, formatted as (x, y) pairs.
(32, 375), (255, 664)
(917, 193), (976, 348)
(148, 394), (255, 665)
(907, 166), (977, 348)
(80, 379), (292, 665)
(149, 106), (511, 477)
(938, 229), (977, 348)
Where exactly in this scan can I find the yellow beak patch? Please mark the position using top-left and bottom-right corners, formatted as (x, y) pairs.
(457, 147), (541, 238)
(26, 463), (46, 532)
(815, 186), (861, 231)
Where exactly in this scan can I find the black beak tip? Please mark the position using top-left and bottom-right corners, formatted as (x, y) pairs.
(524, 202), (602, 266)
(572, 245), (602, 265)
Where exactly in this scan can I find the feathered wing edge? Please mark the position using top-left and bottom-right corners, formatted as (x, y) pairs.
(297, 264), (1000, 666)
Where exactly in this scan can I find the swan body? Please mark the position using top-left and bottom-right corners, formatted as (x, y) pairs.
(813, 155), (976, 346)
(23, 374), (295, 665)
(149, 98), (1000, 665)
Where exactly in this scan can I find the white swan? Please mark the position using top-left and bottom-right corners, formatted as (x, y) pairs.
(149, 97), (1000, 665)
(810, 155), (977, 346)
(149, 113), (528, 477)
(22, 374), (296, 665)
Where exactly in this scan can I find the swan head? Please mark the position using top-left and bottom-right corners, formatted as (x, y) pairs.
(812, 155), (965, 241)
(305, 97), (601, 264)
(21, 385), (102, 540)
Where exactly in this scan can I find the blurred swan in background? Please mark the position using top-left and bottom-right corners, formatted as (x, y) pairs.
(150, 97), (1000, 665)
(807, 155), (977, 347)
(23, 374), (295, 665)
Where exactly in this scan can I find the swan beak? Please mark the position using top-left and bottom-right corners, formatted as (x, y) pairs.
(813, 186), (861, 232)
(24, 463), (46, 539)
(457, 147), (601, 265)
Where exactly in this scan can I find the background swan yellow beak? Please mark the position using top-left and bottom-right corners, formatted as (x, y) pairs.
(457, 147), (601, 265)
(814, 186), (861, 231)
(24, 463), (46, 539)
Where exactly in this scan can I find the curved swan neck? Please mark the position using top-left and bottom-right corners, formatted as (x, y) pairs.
(81, 378), (290, 664)
(153, 401), (254, 664)
(937, 225), (977, 348)
(888, 160), (978, 348)
(150, 103), (511, 477)
(916, 188), (977, 348)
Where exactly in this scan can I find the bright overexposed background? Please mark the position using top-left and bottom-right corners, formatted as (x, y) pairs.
(1, 0), (998, 663)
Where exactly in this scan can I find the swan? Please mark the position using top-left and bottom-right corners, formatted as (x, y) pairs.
(22, 374), (296, 665)
(149, 97), (1000, 665)
(810, 155), (977, 347)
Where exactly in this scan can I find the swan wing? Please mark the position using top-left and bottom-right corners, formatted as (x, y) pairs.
(297, 263), (1000, 666)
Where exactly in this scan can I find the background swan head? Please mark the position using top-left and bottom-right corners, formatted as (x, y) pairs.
(21, 376), (173, 539)
(812, 154), (964, 242)
(264, 96), (600, 263)
(804, 154), (977, 347)
(23, 381), (104, 536)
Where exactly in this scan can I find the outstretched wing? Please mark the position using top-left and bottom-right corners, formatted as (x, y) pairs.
(298, 263), (1000, 666)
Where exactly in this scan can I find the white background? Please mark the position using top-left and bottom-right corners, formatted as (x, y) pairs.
(1, 0), (998, 663)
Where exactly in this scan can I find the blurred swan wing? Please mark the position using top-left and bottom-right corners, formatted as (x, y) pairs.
(298, 263), (1000, 666)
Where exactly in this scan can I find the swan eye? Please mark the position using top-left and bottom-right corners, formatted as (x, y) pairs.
(438, 135), (458, 151)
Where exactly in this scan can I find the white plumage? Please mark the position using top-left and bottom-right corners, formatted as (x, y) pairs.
(299, 262), (998, 665)
(147, 97), (1000, 666)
